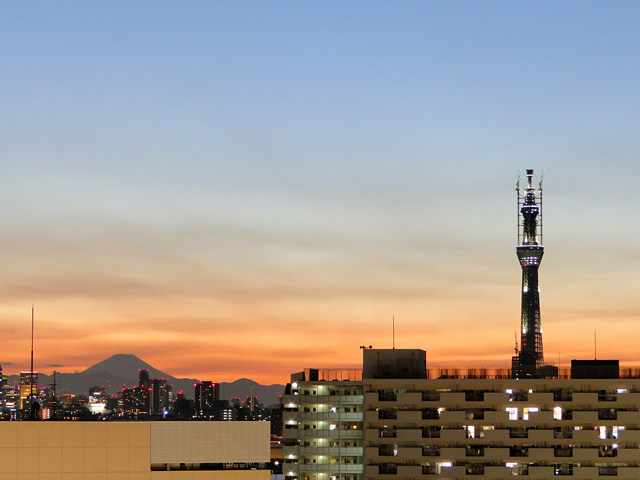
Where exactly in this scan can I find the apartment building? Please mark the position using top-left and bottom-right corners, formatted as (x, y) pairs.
(284, 349), (640, 480)
(283, 369), (365, 480)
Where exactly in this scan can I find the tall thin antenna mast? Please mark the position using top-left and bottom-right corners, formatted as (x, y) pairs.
(392, 313), (395, 349)
(30, 304), (34, 420)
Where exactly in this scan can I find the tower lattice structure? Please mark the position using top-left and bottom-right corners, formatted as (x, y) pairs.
(514, 169), (544, 377)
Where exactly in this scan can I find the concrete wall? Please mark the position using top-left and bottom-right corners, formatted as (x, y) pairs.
(0, 421), (270, 480)
(150, 422), (270, 464)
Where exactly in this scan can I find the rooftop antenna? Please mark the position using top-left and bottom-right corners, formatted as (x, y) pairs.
(392, 313), (395, 349)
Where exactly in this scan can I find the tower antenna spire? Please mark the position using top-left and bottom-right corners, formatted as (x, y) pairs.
(513, 169), (545, 378)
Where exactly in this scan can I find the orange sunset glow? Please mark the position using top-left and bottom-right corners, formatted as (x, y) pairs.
(2, 3), (640, 386)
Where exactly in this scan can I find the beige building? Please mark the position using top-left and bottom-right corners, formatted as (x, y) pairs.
(283, 370), (364, 480)
(0, 421), (270, 480)
(284, 349), (640, 480)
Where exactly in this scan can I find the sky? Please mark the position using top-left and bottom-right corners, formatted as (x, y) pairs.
(2, 1), (640, 385)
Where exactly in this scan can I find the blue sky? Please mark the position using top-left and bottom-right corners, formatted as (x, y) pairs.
(1, 1), (640, 382)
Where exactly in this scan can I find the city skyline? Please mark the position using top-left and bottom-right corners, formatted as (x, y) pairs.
(2, 2), (640, 384)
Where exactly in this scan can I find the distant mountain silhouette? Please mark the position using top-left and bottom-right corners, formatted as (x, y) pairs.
(6, 354), (284, 405)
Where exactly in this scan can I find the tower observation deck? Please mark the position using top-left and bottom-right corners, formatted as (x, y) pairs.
(513, 169), (546, 378)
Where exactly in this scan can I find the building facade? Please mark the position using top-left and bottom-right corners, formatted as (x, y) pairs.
(283, 369), (365, 480)
(284, 350), (640, 480)
(0, 421), (270, 479)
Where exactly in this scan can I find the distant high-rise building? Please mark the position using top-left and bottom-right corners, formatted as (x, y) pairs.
(121, 386), (149, 415)
(195, 381), (219, 416)
(150, 378), (171, 416)
(19, 371), (38, 410)
(138, 369), (150, 388)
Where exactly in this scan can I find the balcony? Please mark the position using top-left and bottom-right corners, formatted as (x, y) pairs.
(377, 391), (397, 402)
(599, 466), (618, 476)
(553, 463), (574, 476)
(598, 390), (617, 402)
(422, 391), (441, 402)
(552, 389), (573, 401)
(598, 446), (618, 458)
(298, 429), (362, 438)
(465, 464), (485, 475)
(598, 408), (617, 420)
(378, 409), (397, 420)
(299, 464), (363, 474)
(509, 427), (528, 439)
(422, 465), (437, 475)
(422, 446), (440, 457)
(554, 446), (572, 457)
(421, 427), (441, 439)
(299, 447), (363, 456)
(422, 409), (439, 420)
(554, 427), (573, 439)
(378, 463), (397, 475)
(509, 446), (528, 457)
(464, 390), (486, 401)
(465, 446), (484, 457)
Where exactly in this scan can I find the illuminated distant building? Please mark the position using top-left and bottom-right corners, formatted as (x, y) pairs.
(195, 381), (219, 417)
(88, 386), (107, 415)
(122, 386), (150, 415)
(150, 378), (171, 416)
(19, 371), (38, 410)
(139, 369), (150, 388)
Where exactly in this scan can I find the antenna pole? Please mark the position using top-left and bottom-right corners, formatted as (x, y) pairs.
(30, 304), (34, 420)
(392, 314), (395, 349)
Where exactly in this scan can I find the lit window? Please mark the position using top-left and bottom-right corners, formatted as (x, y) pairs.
(523, 407), (538, 420)
(553, 407), (562, 420)
(506, 407), (518, 420)
(617, 389), (628, 394)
